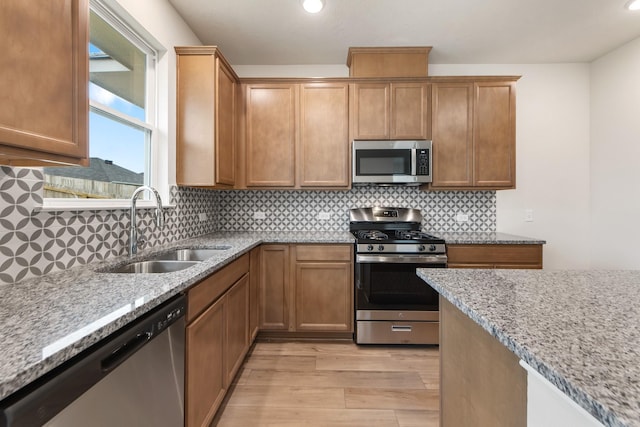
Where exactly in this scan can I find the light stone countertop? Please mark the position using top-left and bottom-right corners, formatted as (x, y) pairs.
(417, 268), (640, 427)
(433, 231), (546, 245)
(0, 231), (354, 402)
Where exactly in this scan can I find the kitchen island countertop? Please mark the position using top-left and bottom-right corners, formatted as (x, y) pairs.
(0, 231), (354, 402)
(417, 268), (640, 427)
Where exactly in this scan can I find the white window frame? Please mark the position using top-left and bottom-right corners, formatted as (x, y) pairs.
(41, 0), (168, 211)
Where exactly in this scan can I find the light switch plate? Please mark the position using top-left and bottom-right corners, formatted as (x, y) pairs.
(525, 209), (534, 222)
(318, 212), (331, 220)
(253, 212), (266, 220)
(198, 213), (207, 222)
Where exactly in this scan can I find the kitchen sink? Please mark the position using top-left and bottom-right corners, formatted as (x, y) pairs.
(151, 247), (231, 261)
(109, 260), (200, 274)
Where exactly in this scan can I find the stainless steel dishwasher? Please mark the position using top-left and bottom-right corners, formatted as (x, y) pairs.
(0, 294), (186, 427)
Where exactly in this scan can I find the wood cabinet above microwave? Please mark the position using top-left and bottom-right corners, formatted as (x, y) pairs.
(0, 0), (89, 167)
(350, 82), (430, 140)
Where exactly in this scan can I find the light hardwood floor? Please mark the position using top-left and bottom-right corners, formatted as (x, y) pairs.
(212, 341), (440, 427)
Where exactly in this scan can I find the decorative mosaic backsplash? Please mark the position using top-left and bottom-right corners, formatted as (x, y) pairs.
(0, 167), (217, 285)
(216, 187), (496, 232)
(0, 165), (495, 285)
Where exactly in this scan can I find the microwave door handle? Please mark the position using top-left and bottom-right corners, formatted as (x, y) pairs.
(411, 148), (417, 175)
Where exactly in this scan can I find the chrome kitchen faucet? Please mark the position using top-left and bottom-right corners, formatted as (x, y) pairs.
(129, 186), (164, 256)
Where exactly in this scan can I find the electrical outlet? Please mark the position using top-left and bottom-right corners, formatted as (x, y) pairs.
(198, 213), (207, 222)
(525, 209), (534, 222)
(318, 212), (331, 220)
(253, 212), (266, 220)
(456, 213), (469, 223)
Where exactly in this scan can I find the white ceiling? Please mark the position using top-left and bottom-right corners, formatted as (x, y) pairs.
(167, 0), (640, 66)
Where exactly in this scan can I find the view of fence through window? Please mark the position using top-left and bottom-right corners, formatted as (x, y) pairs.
(44, 10), (151, 200)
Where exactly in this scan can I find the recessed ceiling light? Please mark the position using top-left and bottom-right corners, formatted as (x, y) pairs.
(302, 0), (324, 13)
(626, 0), (640, 10)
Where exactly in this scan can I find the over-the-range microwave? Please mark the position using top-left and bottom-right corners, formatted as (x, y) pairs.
(352, 140), (432, 185)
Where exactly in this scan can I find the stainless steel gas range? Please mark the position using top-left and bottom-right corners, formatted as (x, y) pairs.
(350, 207), (446, 345)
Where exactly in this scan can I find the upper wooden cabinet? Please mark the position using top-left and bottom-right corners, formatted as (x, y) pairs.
(176, 46), (238, 188)
(241, 82), (350, 189)
(244, 83), (297, 187)
(350, 82), (429, 140)
(299, 83), (349, 187)
(0, 0), (89, 166)
(430, 78), (517, 190)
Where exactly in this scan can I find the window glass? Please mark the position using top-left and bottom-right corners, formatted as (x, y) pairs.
(44, 8), (154, 200)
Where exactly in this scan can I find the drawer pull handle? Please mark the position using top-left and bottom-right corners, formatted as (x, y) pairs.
(391, 325), (412, 332)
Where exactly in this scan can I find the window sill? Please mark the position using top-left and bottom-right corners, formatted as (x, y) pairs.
(36, 198), (175, 212)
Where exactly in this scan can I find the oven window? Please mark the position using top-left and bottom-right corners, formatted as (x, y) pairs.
(360, 263), (439, 306)
(356, 149), (411, 175)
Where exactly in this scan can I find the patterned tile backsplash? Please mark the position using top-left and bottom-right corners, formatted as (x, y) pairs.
(216, 187), (496, 232)
(0, 166), (495, 285)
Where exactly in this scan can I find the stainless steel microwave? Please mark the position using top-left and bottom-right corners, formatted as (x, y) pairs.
(352, 140), (432, 185)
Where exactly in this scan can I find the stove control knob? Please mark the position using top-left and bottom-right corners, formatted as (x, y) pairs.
(378, 245), (385, 252)
(429, 244), (437, 252)
(367, 244), (374, 251)
(418, 245), (426, 252)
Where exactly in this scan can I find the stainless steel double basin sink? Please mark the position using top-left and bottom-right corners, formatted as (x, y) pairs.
(108, 246), (231, 273)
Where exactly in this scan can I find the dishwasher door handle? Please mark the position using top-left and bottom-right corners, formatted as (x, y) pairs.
(101, 330), (152, 373)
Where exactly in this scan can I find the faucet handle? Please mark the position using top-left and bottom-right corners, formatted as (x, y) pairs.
(136, 229), (147, 249)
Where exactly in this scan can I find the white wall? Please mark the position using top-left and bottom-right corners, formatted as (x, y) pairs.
(108, 0), (201, 192)
(590, 37), (640, 269)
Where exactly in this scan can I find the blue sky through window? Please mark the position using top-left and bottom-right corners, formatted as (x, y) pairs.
(88, 43), (147, 174)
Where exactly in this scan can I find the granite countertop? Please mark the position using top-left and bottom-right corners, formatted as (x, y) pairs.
(0, 231), (354, 402)
(433, 231), (546, 245)
(417, 268), (640, 427)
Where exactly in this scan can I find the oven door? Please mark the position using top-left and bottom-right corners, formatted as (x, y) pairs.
(355, 254), (445, 310)
(354, 254), (445, 345)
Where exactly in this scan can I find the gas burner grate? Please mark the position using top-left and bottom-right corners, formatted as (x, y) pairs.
(357, 230), (389, 240)
(394, 230), (438, 240)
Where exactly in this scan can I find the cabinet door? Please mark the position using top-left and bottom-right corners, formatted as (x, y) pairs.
(259, 245), (290, 330)
(390, 82), (430, 140)
(431, 83), (474, 187)
(299, 83), (349, 187)
(225, 274), (250, 386)
(186, 297), (225, 427)
(350, 83), (389, 139)
(294, 261), (353, 332)
(176, 47), (236, 188)
(245, 84), (297, 187)
(249, 247), (261, 341)
(0, 0), (88, 166)
(215, 59), (236, 186)
(473, 81), (516, 188)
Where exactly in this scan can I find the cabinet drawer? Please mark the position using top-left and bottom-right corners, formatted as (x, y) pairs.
(295, 245), (352, 262)
(187, 253), (250, 322)
(447, 244), (542, 269)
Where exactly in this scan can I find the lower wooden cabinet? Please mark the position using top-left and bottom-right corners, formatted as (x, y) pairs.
(259, 244), (354, 336)
(186, 295), (225, 427)
(447, 244), (543, 269)
(185, 254), (252, 427)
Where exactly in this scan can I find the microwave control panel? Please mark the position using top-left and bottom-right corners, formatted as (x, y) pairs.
(417, 149), (430, 175)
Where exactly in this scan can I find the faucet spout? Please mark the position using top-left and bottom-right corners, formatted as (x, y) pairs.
(129, 186), (164, 256)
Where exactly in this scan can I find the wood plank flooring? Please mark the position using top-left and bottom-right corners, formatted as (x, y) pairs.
(212, 341), (440, 427)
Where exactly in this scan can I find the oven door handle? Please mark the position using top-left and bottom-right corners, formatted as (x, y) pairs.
(356, 254), (448, 264)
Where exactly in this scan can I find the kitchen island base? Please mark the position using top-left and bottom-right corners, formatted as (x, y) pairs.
(440, 296), (526, 426)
